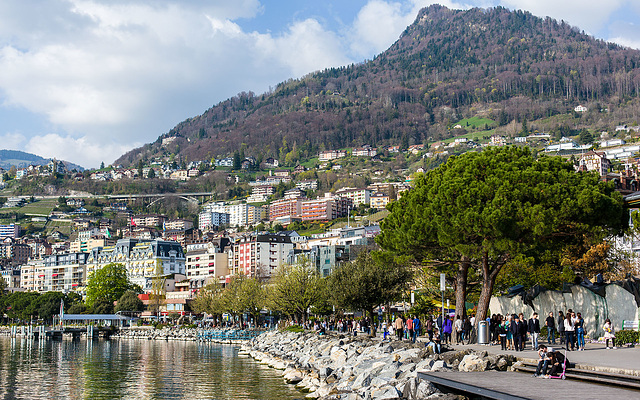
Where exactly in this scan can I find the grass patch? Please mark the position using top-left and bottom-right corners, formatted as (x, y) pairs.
(453, 117), (496, 130)
(282, 325), (304, 333)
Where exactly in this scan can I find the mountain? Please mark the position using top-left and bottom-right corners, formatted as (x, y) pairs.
(0, 149), (84, 171)
(115, 5), (640, 167)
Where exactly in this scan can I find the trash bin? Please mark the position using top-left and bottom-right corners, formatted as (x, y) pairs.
(478, 319), (489, 344)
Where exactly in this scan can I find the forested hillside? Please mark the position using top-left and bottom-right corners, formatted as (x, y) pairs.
(115, 5), (640, 167)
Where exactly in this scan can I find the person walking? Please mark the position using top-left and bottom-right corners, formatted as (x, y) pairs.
(528, 313), (541, 351)
(575, 312), (585, 351)
(454, 315), (463, 344)
(511, 315), (524, 351)
(564, 313), (575, 351)
(505, 314), (514, 350)
(412, 315), (421, 343)
(545, 312), (556, 344)
(463, 316), (472, 344)
(603, 318), (616, 349)
(557, 311), (565, 345)
(443, 315), (453, 344)
(395, 315), (404, 341)
(426, 316), (434, 341)
(406, 316), (414, 341)
(498, 319), (508, 350)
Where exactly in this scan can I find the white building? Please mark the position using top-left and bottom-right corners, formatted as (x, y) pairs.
(185, 239), (230, 290)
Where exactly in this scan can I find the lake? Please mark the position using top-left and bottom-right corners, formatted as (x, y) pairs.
(0, 336), (303, 400)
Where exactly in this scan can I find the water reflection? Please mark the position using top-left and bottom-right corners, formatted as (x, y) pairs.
(0, 336), (302, 400)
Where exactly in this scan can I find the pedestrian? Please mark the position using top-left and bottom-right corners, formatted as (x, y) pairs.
(463, 317), (472, 344)
(528, 313), (541, 351)
(505, 314), (514, 350)
(603, 318), (616, 349)
(575, 312), (585, 351)
(412, 315), (421, 343)
(557, 311), (565, 345)
(498, 318), (508, 350)
(454, 315), (463, 344)
(426, 316), (434, 341)
(511, 315), (524, 351)
(564, 312), (575, 351)
(395, 315), (404, 340)
(443, 315), (453, 344)
(545, 312), (556, 344)
(406, 315), (414, 341)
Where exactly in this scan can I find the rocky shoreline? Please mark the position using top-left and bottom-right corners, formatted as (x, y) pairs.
(243, 330), (516, 400)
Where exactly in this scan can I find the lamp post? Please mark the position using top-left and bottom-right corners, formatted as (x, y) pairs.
(440, 273), (445, 339)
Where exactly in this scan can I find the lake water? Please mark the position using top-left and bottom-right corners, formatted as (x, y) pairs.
(0, 336), (303, 400)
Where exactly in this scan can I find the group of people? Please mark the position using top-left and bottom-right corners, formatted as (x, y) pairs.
(533, 344), (568, 378)
(386, 315), (422, 343)
(543, 310), (587, 351)
(439, 315), (475, 345)
(490, 312), (542, 351)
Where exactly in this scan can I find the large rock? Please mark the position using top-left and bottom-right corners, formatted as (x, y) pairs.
(370, 385), (402, 400)
(458, 354), (489, 372)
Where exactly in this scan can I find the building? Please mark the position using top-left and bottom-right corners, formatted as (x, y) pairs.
(1, 268), (21, 289)
(246, 185), (274, 203)
(229, 233), (294, 279)
(19, 258), (45, 292)
(579, 151), (610, 176)
(287, 244), (352, 277)
(296, 180), (318, 191)
(318, 150), (347, 161)
(165, 219), (194, 231)
(335, 188), (372, 206)
(0, 224), (21, 239)
(370, 192), (391, 209)
(353, 146), (377, 157)
(202, 202), (260, 227)
(300, 194), (352, 221)
(269, 198), (304, 222)
(284, 188), (305, 199)
(40, 252), (89, 293)
(574, 105), (588, 113)
(70, 230), (114, 253)
(86, 239), (185, 292)
(0, 238), (31, 266)
(198, 210), (230, 231)
(185, 239), (230, 290)
(132, 214), (167, 228)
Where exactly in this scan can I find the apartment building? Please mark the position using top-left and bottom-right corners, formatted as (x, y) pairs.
(335, 188), (372, 206)
(39, 252), (89, 293)
(185, 239), (230, 290)
(269, 198), (303, 222)
(86, 239), (185, 292)
(300, 194), (352, 221)
(229, 234), (294, 279)
(132, 214), (167, 228)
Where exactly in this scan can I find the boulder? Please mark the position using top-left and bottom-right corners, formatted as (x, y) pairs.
(458, 354), (489, 372)
(370, 385), (402, 400)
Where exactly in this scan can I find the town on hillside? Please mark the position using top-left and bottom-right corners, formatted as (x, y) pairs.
(2, 129), (640, 319)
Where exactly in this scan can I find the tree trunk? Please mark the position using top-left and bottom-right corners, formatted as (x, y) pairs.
(368, 308), (376, 337)
(475, 253), (503, 321)
(455, 256), (469, 320)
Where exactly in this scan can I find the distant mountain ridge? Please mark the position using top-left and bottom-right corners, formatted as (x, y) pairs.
(115, 5), (640, 167)
(0, 149), (84, 171)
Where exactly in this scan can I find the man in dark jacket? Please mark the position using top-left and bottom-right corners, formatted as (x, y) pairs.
(528, 313), (541, 350)
(545, 312), (556, 344)
(511, 315), (524, 351)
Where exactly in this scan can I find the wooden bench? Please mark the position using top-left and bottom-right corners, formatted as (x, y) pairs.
(622, 320), (639, 331)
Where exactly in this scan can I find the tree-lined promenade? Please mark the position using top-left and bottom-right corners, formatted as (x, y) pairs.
(0, 147), (629, 330)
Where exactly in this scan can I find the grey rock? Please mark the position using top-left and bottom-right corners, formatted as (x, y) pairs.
(369, 385), (402, 400)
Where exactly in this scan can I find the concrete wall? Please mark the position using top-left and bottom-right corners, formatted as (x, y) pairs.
(489, 284), (639, 338)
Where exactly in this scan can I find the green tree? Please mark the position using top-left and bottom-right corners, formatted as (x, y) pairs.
(115, 290), (144, 313)
(191, 282), (225, 317)
(579, 129), (594, 144)
(93, 298), (114, 314)
(233, 151), (242, 170)
(329, 251), (412, 335)
(86, 263), (137, 309)
(378, 146), (626, 321)
(268, 258), (327, 323)
(147, 168), (156, 179)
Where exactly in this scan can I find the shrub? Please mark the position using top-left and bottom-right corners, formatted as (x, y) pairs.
(615, 330), (640, 346)
(282, 325), (304, 333)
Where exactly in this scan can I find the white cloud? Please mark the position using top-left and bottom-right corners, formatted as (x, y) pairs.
(25, 134), (140, 168)
(348, 0), (470, 59)
(0, 132), (27, 150)
(499, 0), (627, 34)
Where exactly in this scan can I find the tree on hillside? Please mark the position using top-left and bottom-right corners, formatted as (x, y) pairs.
(378, 146), (627, 321)
(329, 251), (412, 335)
(86, 263), (138, 310)
(268, 257), (327, 323)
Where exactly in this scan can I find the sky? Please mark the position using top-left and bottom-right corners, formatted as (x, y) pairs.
(1, 0), (639, 168)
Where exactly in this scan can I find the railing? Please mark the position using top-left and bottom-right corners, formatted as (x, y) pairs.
(196, 329), (264, 341)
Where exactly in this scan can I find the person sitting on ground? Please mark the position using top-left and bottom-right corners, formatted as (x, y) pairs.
(545, 351), (568, 378)
(534, 344), (552, 377)
(426, 332), (442, 354)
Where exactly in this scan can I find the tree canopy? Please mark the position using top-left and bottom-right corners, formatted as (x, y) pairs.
(267, 257), (327, 322)
(85, 263), (139, 309)
(329, 251), (412, 331)
(115, 290), (145, 313)
(378, 146), (627, 320)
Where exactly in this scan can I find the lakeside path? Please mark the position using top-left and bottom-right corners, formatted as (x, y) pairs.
(446, 340), (640, 375)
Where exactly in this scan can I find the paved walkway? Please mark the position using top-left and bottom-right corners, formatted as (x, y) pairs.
(422, 371), (640, 400)
(446, 339), (640, 374)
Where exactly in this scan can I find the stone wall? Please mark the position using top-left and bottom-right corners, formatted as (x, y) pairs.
(489, 284), (640, 338)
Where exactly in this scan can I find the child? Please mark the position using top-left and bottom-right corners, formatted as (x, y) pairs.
(603, 318), (616, 349)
